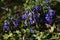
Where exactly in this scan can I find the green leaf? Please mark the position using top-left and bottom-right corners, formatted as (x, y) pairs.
(1, 0), (4, 2)
(26, 29), (30, 33)
(56, 0), (60, 2)
(3, 34), (9, 39)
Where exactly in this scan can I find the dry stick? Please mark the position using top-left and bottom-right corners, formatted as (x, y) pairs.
(22, 34), (25, 40)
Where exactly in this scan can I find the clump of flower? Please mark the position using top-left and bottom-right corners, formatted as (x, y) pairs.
(3, 20), (10, 31)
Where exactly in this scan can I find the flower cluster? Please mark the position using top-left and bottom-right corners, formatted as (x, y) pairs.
(45, 7), (56, 25)
(3, 20), (10, 31)
(3, 5), (56, 31)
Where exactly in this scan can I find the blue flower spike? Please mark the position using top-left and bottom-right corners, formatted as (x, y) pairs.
(45, 13), (53, 25)
(13, 21), (18, 28)
(29, 17), (36, 25)
(45, 6), (56, 25)
(33, 5), (41, 11)
(48, 8), (56, 18)
(3, 20), (10, 31)
(22, 11), (29, 20)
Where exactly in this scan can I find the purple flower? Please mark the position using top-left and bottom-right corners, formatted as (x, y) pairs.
(33, 5), (41, 11)
(13, 19), (20, 28)
(33, 11), (40, 19)
(45, 13), (53, 25)
(48, 8), (56, 18)
(45, 16), (52, 23)
(17, 17), (22, 22)
(30, 28), (34, 33)
(4, 26), (10, 31)
(47, 6), (56, 18)
(13, 21), (18, 28)
(22, 11), (29, 20)
(29, 16), (36, 25)
(45, 6), (56, 25)
(28, 12), (32, 17)
(13, 17), (22, 28)
(3, 20), (10, 31)
(10, 17), (18, 28)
